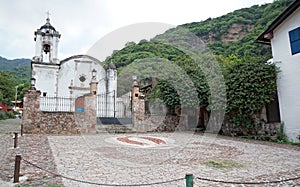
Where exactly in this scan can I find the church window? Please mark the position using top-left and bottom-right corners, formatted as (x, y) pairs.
(289, 27), (300, 55)
(79, 74), (86, 82)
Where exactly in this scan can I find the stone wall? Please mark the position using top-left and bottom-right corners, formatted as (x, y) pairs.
(76, 94), (97, 133)
(221, 122), (281, 140)
(152, 115), (188, 132)
(22, 87), (96, 134)
(132, 99), (145, 122)
(23, 111), (79, 134)
(131, 83), (145, 127)
(221, 106), (281, 139)
(131, 85), (189, 132)
(131, 80), (192, 132)
(132, 94), (281, 136)
(133, 114), (188, 132)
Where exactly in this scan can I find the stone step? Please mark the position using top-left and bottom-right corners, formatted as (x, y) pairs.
(96, 124), (136, 134)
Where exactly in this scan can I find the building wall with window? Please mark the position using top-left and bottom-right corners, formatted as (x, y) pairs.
(57, 55), (107, 98)
(271, 7), (300, 141)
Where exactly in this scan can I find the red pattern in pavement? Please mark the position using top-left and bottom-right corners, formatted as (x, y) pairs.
(117, 136), (145, 145)
(140, 137), (166, 144)
(116, 136), (166, 146)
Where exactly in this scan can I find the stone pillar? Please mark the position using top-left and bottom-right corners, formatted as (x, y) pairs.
(79, 94), (97, 133)
(74, 73), (98, 133)
(107, 63), (117, 117)
(131, 78), (145, 127)
(90, 81), (98, 95)
(76, 77), (98, 133)
(22, 88), (41, 133)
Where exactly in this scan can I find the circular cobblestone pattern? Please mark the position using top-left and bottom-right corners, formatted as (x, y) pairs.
(105, 135), (175, 149)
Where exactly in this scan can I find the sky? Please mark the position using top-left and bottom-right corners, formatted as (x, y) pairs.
(0, 0), (274, 61)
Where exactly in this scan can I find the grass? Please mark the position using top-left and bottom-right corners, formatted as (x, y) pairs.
(204, 159), (243, 169)
(284, 141), (299, 146)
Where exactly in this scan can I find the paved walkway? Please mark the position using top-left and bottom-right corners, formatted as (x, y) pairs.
(0, 119), (61, 187)
(0, 119), (21, 187)
(1, 119), (300, 186)
(47, 132), (300, 186)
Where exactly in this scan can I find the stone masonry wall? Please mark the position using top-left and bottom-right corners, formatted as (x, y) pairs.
(151, 115), (188, 132)
(22, 88), (96, 134)
(76, 94), (96, 133)
(131, 83), (190, 132)
(132, 99), (145, 121)
(221, 122), (281, 140)
(131, 83), (145, 128)
(23, 112), (79, 134)
(132, 114), (188, 132)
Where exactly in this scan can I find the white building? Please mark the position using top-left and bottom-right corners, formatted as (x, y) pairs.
(257, 0), (300, 142)
(31, 16), (119, 118)
(31, 17), (117, 99)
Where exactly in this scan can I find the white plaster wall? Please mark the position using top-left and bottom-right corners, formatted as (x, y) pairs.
(32, 65), (58, 97)
(34, 35), (42, 58)
(271, 8), (300, 142)
(57, 56), (106, 98)
(52, 38), (59, 63)
(57, 60), (75, 97)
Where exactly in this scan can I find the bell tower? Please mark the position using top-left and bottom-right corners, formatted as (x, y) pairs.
(31, 14), (61, 97)
(33, 13), (60, 63)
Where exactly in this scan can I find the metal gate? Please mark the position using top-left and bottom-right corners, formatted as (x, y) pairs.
(97, 92), (132, 118)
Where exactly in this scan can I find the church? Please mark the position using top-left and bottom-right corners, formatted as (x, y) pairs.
(31, 16), (117, 99)
(21, 16), (132, 134)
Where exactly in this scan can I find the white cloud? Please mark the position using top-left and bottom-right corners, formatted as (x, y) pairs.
(0, 0), (273, 59)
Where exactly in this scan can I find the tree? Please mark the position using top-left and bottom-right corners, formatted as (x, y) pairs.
(0, 71), (17, 105)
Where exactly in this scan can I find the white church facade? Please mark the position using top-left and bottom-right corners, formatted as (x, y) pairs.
(29, 16), (128, 118)
(31, 17), (117, 99)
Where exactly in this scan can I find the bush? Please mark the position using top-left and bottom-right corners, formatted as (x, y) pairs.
(223, 57), (278, 135)
(6, 111), (16, 119)
(0, 111), (17, 120)
(0, 111), (7, 120)
(273, 123), (288, 144)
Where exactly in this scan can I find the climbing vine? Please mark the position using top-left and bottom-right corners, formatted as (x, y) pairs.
(223, 56), (278, 134)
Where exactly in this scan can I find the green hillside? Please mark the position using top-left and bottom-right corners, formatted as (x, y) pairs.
(106, 0), (293, 67)
(0, 57), (31, 105)
(0, 56), (30, 71)
(0, 56), (31, 83)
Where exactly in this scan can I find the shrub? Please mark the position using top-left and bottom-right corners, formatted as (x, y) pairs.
(274, 122), (288, 144)
(0, 111), (7, 120)
(223, 57), (278, 135)
(6, 111), (16, 119)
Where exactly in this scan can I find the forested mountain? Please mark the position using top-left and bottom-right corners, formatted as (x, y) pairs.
(105, 0), (293, 67)
(0, 57), (31, 105)
(0, 56), (31, 83)
(0, 56), (30, 71)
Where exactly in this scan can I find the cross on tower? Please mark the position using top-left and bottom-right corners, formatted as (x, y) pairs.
(46, 11), (51, 19)
(46, 11), (51, 23)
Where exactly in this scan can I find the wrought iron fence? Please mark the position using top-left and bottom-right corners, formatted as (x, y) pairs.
(39, 93), (131, 116)
(97, 92), (131, 118)
(116, 92), (132, 118)
(40, 97), (75, 112)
